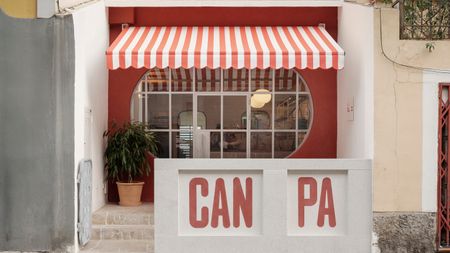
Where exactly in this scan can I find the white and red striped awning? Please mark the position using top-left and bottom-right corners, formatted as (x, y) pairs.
(107, 26), (344, 70)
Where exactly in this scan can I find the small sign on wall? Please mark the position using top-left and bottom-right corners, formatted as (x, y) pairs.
(346, 96), (355, 121)
(179, 170), (263, 235)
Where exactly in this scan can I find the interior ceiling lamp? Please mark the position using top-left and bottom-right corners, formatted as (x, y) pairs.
(251, 95), (265, 108)
(255, 89), (271, 103)
(251, 89), (272, 108)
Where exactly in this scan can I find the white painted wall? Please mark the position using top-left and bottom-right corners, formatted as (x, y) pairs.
(72, 0), (109, 219)
(156, 159), (372, 253)
(422, 70), (450, 212)
(37, 0), (56, 18)
(337, 3), (374, 159)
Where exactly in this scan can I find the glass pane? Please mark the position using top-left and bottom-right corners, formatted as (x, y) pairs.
(130, 93), (145, 122)
(224, 69), (248, 92)
(275, 94), (296, 129)
(195, 131), (221, 158)
(298, 95), (312, 130)
(210, 132), (221, 158)
(147, 94), (169, 129)
(144, 68), (169, 92)
(274, 132), (296, 158)
(224, 96), (246, 129)
(223, 132), (246, 158)
(197, 112), (207, 130)
(198, 96), (221, 130)
(251, 132), (272, 158)
(171, 68), (193, 92)
(154, 132), (169, 158)
(172, 131), (193, 158)
(275, 69), (296, 92)
(299, 77), (308, 92)
(196, 68), (221, 92)
(298, 132), (307, 147)
(172, 94), (193, 129)
(251, 92), (272, 129)
(251, 69), (272, 91)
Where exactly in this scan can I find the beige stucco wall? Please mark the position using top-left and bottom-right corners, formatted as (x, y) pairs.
(377, 8), (450, 70)
(0, 0), (92, 18)
(0, 0), (36, 18)
(345, 0), (371, 5)
(373, 7), (450, 212)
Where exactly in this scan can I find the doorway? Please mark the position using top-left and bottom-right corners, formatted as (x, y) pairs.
(438, 83), (450, 249)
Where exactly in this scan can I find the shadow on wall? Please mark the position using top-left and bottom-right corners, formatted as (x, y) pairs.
(0, 9), (76, 252)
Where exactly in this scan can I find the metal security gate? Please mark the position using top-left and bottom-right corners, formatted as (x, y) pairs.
(438, 83), (450, 250)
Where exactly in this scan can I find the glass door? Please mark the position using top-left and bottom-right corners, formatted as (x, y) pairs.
(222, 95), (247, 158)
(194, 95), (221, 158)
(194, 94), (248, 158)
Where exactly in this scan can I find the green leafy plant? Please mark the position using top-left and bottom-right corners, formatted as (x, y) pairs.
(104, 122), (158, 183)
(426, 41), (436, 52)
(401, 0), (450, 40)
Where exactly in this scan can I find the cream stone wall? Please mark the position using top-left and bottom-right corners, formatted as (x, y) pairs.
(377, 8), (450, 70)
(373, 7), (450, 212)
(345, 0), (371, 5)
(0, 0), (94, 18)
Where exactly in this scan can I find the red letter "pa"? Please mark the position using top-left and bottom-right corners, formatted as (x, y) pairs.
(298, 177), (317, 227)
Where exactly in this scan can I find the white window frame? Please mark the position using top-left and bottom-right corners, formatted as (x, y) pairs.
(130, 68), (313, 159)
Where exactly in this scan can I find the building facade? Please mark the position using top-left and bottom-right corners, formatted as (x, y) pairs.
(0, 0), (449, 252)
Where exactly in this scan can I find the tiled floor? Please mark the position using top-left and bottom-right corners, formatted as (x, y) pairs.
(80, 203), (154, 253)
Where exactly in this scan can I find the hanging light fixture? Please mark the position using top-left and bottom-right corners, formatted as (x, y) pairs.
(255, 89), (271, 103)
(250, 89), (271, 108)
(251, 95), (265, 108)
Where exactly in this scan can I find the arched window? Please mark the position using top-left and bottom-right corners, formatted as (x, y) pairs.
(130, 68), (313, 158)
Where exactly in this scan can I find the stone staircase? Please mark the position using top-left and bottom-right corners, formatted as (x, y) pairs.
(80, 203), (154, 253)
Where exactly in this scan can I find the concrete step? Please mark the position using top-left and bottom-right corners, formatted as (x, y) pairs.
(91, 224), (154, 240)
(80, 240), (154, 253)
(92, 204), (154, 225)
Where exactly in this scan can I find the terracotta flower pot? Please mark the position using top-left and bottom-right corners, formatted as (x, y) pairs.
(116, 181), (145, 206)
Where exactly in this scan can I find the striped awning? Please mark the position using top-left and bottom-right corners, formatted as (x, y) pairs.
(107, 26), (344, 70)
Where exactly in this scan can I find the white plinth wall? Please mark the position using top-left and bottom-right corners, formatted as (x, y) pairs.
(155, 159), (372, 253)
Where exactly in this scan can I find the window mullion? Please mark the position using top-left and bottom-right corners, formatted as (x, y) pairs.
(295, 73), (299, 148)
(138, 80), (143, 123)
(220, 92), (224, 159)
(168, 69), (172, 158)
(221, 68), (223, 92)
(272, 69), (275, 159)
(220, 69), (224, 159)
(192, 68), (197, 159)
(144, 77), (148, 125)
(247, 69), (251, 158)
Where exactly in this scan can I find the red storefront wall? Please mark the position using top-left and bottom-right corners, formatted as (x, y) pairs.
(108, 7), (338, 203)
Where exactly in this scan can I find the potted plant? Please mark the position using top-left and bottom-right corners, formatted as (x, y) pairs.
(104, 122), (158, 206)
